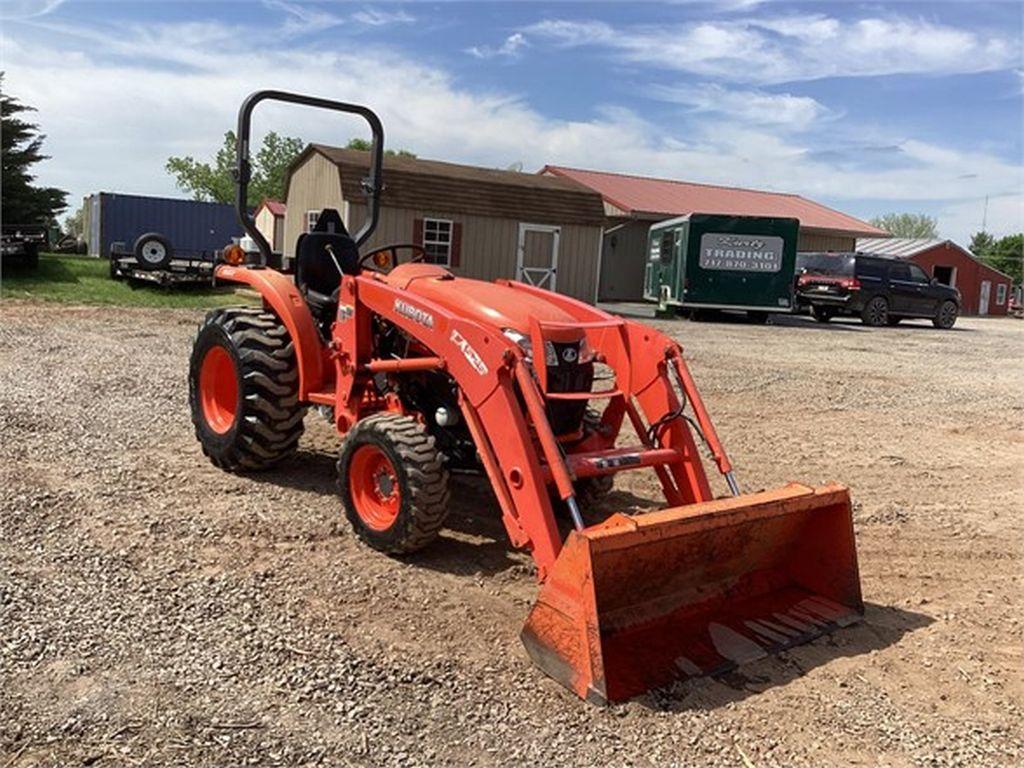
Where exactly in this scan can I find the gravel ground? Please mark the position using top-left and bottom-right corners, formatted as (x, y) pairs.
(1, 302), (1021, 767)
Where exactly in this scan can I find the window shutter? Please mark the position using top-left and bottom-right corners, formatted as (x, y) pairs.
(413, 218), (424, 246)
(450, 222), (462, 268)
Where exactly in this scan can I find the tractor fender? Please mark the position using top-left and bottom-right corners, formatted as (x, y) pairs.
(214, 265), (325, 397)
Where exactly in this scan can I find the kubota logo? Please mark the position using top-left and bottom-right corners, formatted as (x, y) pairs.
(393, 299), (434, 328)
(450, 329), (488, 375)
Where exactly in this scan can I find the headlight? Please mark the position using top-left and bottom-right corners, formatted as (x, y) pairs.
(502, 328), (558, 366)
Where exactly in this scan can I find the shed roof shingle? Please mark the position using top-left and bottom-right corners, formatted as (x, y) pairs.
(542, 165), (886, 237)
(296, 146), (605, 227)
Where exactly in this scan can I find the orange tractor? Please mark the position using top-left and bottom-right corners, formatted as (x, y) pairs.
(190, 91), (863, 704)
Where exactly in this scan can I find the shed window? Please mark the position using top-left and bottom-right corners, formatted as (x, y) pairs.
(305, 210), (320, 233)
(996, 283), (1007, 305)
(422, 218), (452, 265)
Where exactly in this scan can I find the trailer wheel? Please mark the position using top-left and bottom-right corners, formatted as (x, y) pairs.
(189, 308), (306, 471)
(338, 413), (450, 554)
(24, 244), (39, 270)
(134, 232), (173, 270)
(811, 306), (834, 323)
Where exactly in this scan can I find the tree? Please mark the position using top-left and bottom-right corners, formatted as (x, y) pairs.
(1, 74), (68, 226)
(969, 230), (996, 257)
(63, 204), (85, 238)
(979, 233), (1023, 285)
(344, 138), (416, 158)
(166, 130), (304, 207)
(869, 212), (939, 239)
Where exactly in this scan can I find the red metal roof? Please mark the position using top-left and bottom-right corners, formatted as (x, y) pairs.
(258, 199), (286, 217)
(542, 165), (886, 237)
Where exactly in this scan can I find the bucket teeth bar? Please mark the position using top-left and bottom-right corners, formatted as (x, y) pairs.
(521, 483), (863, 703)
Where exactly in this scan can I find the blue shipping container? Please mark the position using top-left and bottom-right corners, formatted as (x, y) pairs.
(86, 192), (240, 258)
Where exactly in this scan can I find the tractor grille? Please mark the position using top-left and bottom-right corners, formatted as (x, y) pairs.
(545, 341), (593, 436)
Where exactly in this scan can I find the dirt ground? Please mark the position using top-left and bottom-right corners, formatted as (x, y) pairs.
(1, 302), (1021, 767)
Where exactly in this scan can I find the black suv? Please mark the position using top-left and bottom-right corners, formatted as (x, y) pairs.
(795, 252), (961, 329)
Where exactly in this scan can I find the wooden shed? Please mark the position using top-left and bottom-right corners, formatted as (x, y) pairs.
(253, 199), (286, 254)
(282, 146), (606, 302)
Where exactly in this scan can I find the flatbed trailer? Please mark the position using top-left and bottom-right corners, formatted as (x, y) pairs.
(109, 243), (216, 286)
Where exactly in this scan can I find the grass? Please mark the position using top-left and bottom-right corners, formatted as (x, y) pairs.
(0, 253), (257, 309)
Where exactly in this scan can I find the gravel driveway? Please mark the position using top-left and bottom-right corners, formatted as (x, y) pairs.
(1, 302), (1021, 767)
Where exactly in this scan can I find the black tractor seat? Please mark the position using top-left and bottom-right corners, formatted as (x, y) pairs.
(294, 208), (360, 336)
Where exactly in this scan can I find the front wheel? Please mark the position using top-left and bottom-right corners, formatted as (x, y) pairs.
(861, 296), (889, 327)
(338, 414), (450, 554)
(933, 300), (958, 329)
(189, 308), (306, 471)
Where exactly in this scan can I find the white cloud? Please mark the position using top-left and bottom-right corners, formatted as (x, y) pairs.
(351, 8), (415, 27)
(648, 83), (830, 130)
(1, 16), (1019, 247)
(467, 32), (528, 60)
(262, 0), (345, 37)
(260, 1), (413, 37)
(939, 195), (1023, 243)
(526, 14), (1018, 84)
(0, 0), (65, 20)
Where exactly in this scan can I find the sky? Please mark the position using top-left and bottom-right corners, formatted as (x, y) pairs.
(1, 0), (1022, 244)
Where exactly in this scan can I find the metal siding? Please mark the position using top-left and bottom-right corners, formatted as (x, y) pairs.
(283, 153), (345, 258)
(92, 193), (239, 258)
(599, 221), (650, 301)
(346, 202), (600, 301)
(797, 232), (855, 252)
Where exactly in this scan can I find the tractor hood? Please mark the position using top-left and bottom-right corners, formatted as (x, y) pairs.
(382, 264), (581, 336)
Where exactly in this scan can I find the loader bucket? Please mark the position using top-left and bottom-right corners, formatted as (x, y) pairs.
(521, 483), (863, 704)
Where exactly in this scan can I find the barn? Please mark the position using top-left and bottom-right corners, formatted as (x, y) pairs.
(282, 147), (606, 302)
(856, 237), (1014, 316)
(540, 166), (886, 302)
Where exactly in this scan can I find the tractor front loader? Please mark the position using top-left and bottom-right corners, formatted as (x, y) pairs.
(189, 91), (863, 704)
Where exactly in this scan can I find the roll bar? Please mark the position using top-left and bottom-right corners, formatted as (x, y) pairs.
(234, 90), (385, 262)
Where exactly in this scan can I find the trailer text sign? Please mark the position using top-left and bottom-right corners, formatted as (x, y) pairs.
(699, 233), (784, 272)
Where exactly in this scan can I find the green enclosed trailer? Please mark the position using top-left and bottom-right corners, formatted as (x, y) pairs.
(644, 213), (799, 319)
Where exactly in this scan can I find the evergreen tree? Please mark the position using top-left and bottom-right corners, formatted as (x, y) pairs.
(1, 75), (68, 226)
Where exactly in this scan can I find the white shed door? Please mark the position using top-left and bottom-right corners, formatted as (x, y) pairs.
(979, 280), (991, 315)
(517, 223), (560, 291)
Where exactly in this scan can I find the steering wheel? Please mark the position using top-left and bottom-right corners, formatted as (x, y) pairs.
(358, 243), (428, 272)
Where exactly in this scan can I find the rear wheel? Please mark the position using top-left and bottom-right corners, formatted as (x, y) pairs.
(933, 300), (958, 329)
(338, 414), (450, 554)
(861, 296), (889, 327)
(189, 308), (306, 471)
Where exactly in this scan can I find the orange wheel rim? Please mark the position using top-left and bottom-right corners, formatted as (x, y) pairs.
(349, 444), (401, 531)
(199, 345), (239, 434)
